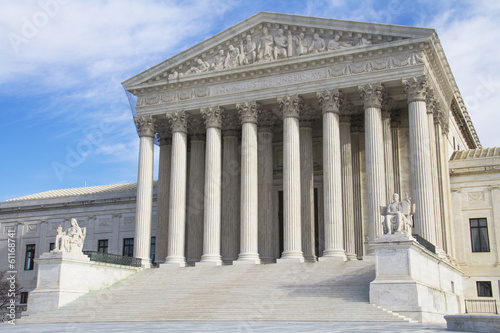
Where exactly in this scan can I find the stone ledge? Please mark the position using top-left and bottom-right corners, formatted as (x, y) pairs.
(445, 314), (500, 333)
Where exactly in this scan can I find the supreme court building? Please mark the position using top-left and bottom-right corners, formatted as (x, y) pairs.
(122, 12), (479, 268)
(2, 12), (499, 320)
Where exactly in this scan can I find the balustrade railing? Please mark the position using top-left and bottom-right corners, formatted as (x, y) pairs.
(465, 299), (498, 314)
(83, 251), (142, 267)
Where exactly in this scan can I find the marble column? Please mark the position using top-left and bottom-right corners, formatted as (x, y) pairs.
(426, 93), (444, 252)
(155, 121), (171, 265)
(358, 83), (386, 251)
(339, 113), (357, 260)
(391, 112), (402, 196)
(351, 117), (364, 258)
(235, 101), (261, 264)
(300, 118), (316, 262)
(277, 94), (304, 262)
(133, 115), (155, 268)
(164, 111), (189, 267)
(403, 76), (436, 245)
(221, 127), (240, 264)
(186, 132), (205, 264)
(436, 115), (452, 254)
(317, 90), (346, 261)
(382, 99), (395, 202)
(198, 106), (223, 266)
(258, 123), (274, 263)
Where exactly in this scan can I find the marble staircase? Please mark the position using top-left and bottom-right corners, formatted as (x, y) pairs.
(20, 260), (411, 323)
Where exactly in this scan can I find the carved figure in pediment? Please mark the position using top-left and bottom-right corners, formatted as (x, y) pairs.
(185, 58), (210, 75)
(257, 26), (274, 62)
(51, 218), (86, 253)
(308, 33), (325, 53)
(357, 35), (372, 46)
(327, 34), (351, 51)
(168, 70), (179, 80)
(381, 193), (414, 235)
(212, 49), (226, 70)
(240, 35), (257, 65)
(224, 45), (240, 69)
(293, 32), (308, 56)
(273, 29), (288, 59)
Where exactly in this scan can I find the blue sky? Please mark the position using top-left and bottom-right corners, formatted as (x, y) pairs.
(1, 0), (499, 202)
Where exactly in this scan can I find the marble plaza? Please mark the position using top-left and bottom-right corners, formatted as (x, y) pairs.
(1, 13), (499, 326)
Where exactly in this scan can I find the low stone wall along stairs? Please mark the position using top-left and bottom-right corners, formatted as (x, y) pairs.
(20, 261), (411, 323)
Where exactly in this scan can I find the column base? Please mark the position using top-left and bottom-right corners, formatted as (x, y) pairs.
(196, 260), (222, 266)
(304, 255), (317, 263)
(139, 258), (152, 268)
(277, 251), (304, 263)
(346, 253), (358, 261)
(162, 256), (186, 267)
(197, 254), (222, 266)
(233, 258), (261, 265)
(319, 249), (347, 261)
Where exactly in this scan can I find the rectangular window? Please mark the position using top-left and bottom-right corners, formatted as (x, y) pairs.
(20, 292), (28, 304)
(123, 238), (134, 257)
(150, 237), (156, 263)
(477, 281), (493, 297)
(98, 239), (109, 253)
(49, 243), (55, 251)
(24, 244), (35, 270)
(470, 218), (490, 252)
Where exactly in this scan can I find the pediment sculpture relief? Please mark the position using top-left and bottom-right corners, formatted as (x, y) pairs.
(167, 25), (389, 79)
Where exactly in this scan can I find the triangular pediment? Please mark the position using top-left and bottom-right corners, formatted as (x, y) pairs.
(123, 12), (435, 90)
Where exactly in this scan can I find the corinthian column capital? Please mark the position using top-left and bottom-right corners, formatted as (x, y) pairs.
(277, 94), (303, 119)
(317, 89), (342, 114)
(135, 115), (156, 138)
(237, 101), (262, 124)
(402, 75), (428, 103)
(155, 119), (171, 145)
(358, 83), (385, 109)
(201, 106), (224, 129)
(168, 111), (189, 133)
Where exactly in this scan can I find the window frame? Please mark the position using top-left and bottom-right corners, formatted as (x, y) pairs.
(470, 218), (490, 253)
(477, 281), (493, 297)
(98, 239), (109, 253)
(123, 238), (134, 257)
(24, 244), (36, 270)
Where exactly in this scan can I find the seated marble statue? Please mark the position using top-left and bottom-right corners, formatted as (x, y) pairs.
(381, 193), (414, 235)
(51, 218), (86, 253)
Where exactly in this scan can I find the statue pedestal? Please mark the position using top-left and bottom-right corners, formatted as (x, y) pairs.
(26, 252), (140, 315)
(369, 234), (464, 323)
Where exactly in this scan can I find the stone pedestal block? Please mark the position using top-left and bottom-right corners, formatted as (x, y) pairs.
(27, 252), (139, 315)
(369, 235), (464, 323)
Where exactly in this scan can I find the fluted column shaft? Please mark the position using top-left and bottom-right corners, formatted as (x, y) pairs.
(235, 101), (261, 264)
(155, 137), (171, 264)
(427, 112), (443, 251)
(186, 137), (205, 264)
(300, 124), (316, 262)
(359, 83), (386, 251)
(403, 76), (436, 245)
(221, 132), (240, 263)
(133, 115), (155, 268)
(340, 118), (357, 260)
(277, 95), (304, 262)
(382, 113), (395, 201)
(351, 129), (364, 258)
(317, 90), (346, 261)
(199, 107), (223, 265)
(164, 111), (188, 267)
(258, 128), (274, 263)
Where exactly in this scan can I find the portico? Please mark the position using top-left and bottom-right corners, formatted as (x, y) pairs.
(122, 12), (480, 267)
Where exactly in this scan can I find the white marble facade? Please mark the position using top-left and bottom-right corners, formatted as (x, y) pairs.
(1, 12), (498, 317)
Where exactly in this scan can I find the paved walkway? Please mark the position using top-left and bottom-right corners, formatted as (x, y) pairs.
(0, 321), (467, 332)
